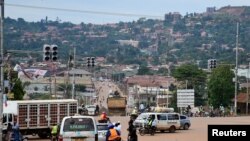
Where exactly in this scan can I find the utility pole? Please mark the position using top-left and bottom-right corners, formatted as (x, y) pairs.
(0, 0), (4, 139)
(247, 62), (249, 115)
(234, 22), (239, 116)
(71, 46), (76, 99)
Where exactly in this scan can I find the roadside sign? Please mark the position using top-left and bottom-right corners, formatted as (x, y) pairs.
(177, 89), (194, 108)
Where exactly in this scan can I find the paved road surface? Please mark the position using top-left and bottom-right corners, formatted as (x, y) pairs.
(27, 116), (250, 141)
(94, 80), (123, 110)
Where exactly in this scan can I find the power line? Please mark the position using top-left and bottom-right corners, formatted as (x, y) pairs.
(6, 3), (163, 19)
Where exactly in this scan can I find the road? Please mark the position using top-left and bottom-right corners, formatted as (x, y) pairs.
(27, 116), (250, 141)
(94, 80), (124, 110)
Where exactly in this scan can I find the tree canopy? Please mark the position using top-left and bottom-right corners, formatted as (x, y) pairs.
(172, 64), (207, 106)
(207, 65), (235, 108)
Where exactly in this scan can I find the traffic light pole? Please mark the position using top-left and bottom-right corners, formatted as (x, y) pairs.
(0, 0), (4, 139)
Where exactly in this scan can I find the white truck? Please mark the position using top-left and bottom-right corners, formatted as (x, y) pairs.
(3, 99), (78, 139)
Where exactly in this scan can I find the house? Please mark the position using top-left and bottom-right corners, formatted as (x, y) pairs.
(125, 75), (176, 109)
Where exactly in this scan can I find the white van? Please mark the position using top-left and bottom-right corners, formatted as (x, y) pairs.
(134, 112), (181, 133)
(59, 115), (98, 141)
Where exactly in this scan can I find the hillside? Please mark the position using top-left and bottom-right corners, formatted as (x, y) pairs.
(4, 6), (250, 68)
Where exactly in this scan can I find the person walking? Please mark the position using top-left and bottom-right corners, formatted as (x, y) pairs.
(127, 120), (137, 141)
(96, 105), (100, 115)
(12, 122), (20, 141)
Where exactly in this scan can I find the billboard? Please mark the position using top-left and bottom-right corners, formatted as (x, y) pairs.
(177, 89), (194, 108)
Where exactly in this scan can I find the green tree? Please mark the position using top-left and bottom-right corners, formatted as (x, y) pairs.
(12, 79), (25, 100)
(137, 65), (152, 75)
(172, 64), (207, 106)
(207, 65), (234, 108)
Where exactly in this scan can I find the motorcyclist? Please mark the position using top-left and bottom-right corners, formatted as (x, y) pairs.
(106, 123), (121, 141)
(51, 124), (60, 141)
(99, 111), (110, 123)
(147, 115), (156, 131)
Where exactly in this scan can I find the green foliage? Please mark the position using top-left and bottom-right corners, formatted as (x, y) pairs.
(137, 65), (152, 75)
(12, 79), (25, 100)
(172, 64), (207, 106)
(207, 65), (235, 108)
(157, 67), (169, 76)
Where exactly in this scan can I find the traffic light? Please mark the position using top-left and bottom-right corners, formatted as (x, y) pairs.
(211, 59), (217, 68)
(51, 45), (58, 61)
(43, 44), (58, 61)
(208, 59), (217, 69)
(43, 44), (51, 61)
(91, 57), (95, 67)
(87, 57), (91, 67)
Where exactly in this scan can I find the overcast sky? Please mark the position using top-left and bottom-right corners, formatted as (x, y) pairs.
(5, 0), (250, 24)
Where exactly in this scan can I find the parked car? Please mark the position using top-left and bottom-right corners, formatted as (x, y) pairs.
(180, 115), (191, 130)
(97, 123), (109, 141)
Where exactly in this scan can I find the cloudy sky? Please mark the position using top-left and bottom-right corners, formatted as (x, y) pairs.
(5, 0), (250, 24)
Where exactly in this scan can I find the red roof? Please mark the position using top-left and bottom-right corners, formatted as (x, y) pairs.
(237, 93), (248, 103)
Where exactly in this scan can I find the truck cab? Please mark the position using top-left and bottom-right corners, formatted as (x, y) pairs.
(2, 113), (14, 134)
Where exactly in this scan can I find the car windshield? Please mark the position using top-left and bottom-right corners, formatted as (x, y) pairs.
(63, 118), (95, 132)
(97, 124), (108, 131)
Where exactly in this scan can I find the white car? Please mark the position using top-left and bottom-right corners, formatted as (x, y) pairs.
(134, 112), (181, 133)
(97, 123), (109, 141)
(86, 105), (97, 116)
(59, 115), (98, 141)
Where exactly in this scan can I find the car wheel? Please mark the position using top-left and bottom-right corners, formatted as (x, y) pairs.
(169, 126), (176, 133)
(184, 123), (189, 130)
(160, 130), (165, 133)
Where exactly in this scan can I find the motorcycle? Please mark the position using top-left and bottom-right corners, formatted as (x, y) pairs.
(138, 124), (156, 136)
(51, 134), (58, 141)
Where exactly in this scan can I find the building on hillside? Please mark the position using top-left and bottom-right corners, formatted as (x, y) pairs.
(206, 7), (216, 13)
(117, 39), (139, 48)
(19, 67), (95, 102)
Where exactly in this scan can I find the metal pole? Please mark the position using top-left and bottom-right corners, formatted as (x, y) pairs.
(0, 0), (4, 139)
(166, 88), (169, 108)
(247, 62), (249, 115)
(54, 62), (57, 99)
(156, 87), (158, 107)
(234, 22), (239, 116)
(71, 46), (76, 99)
